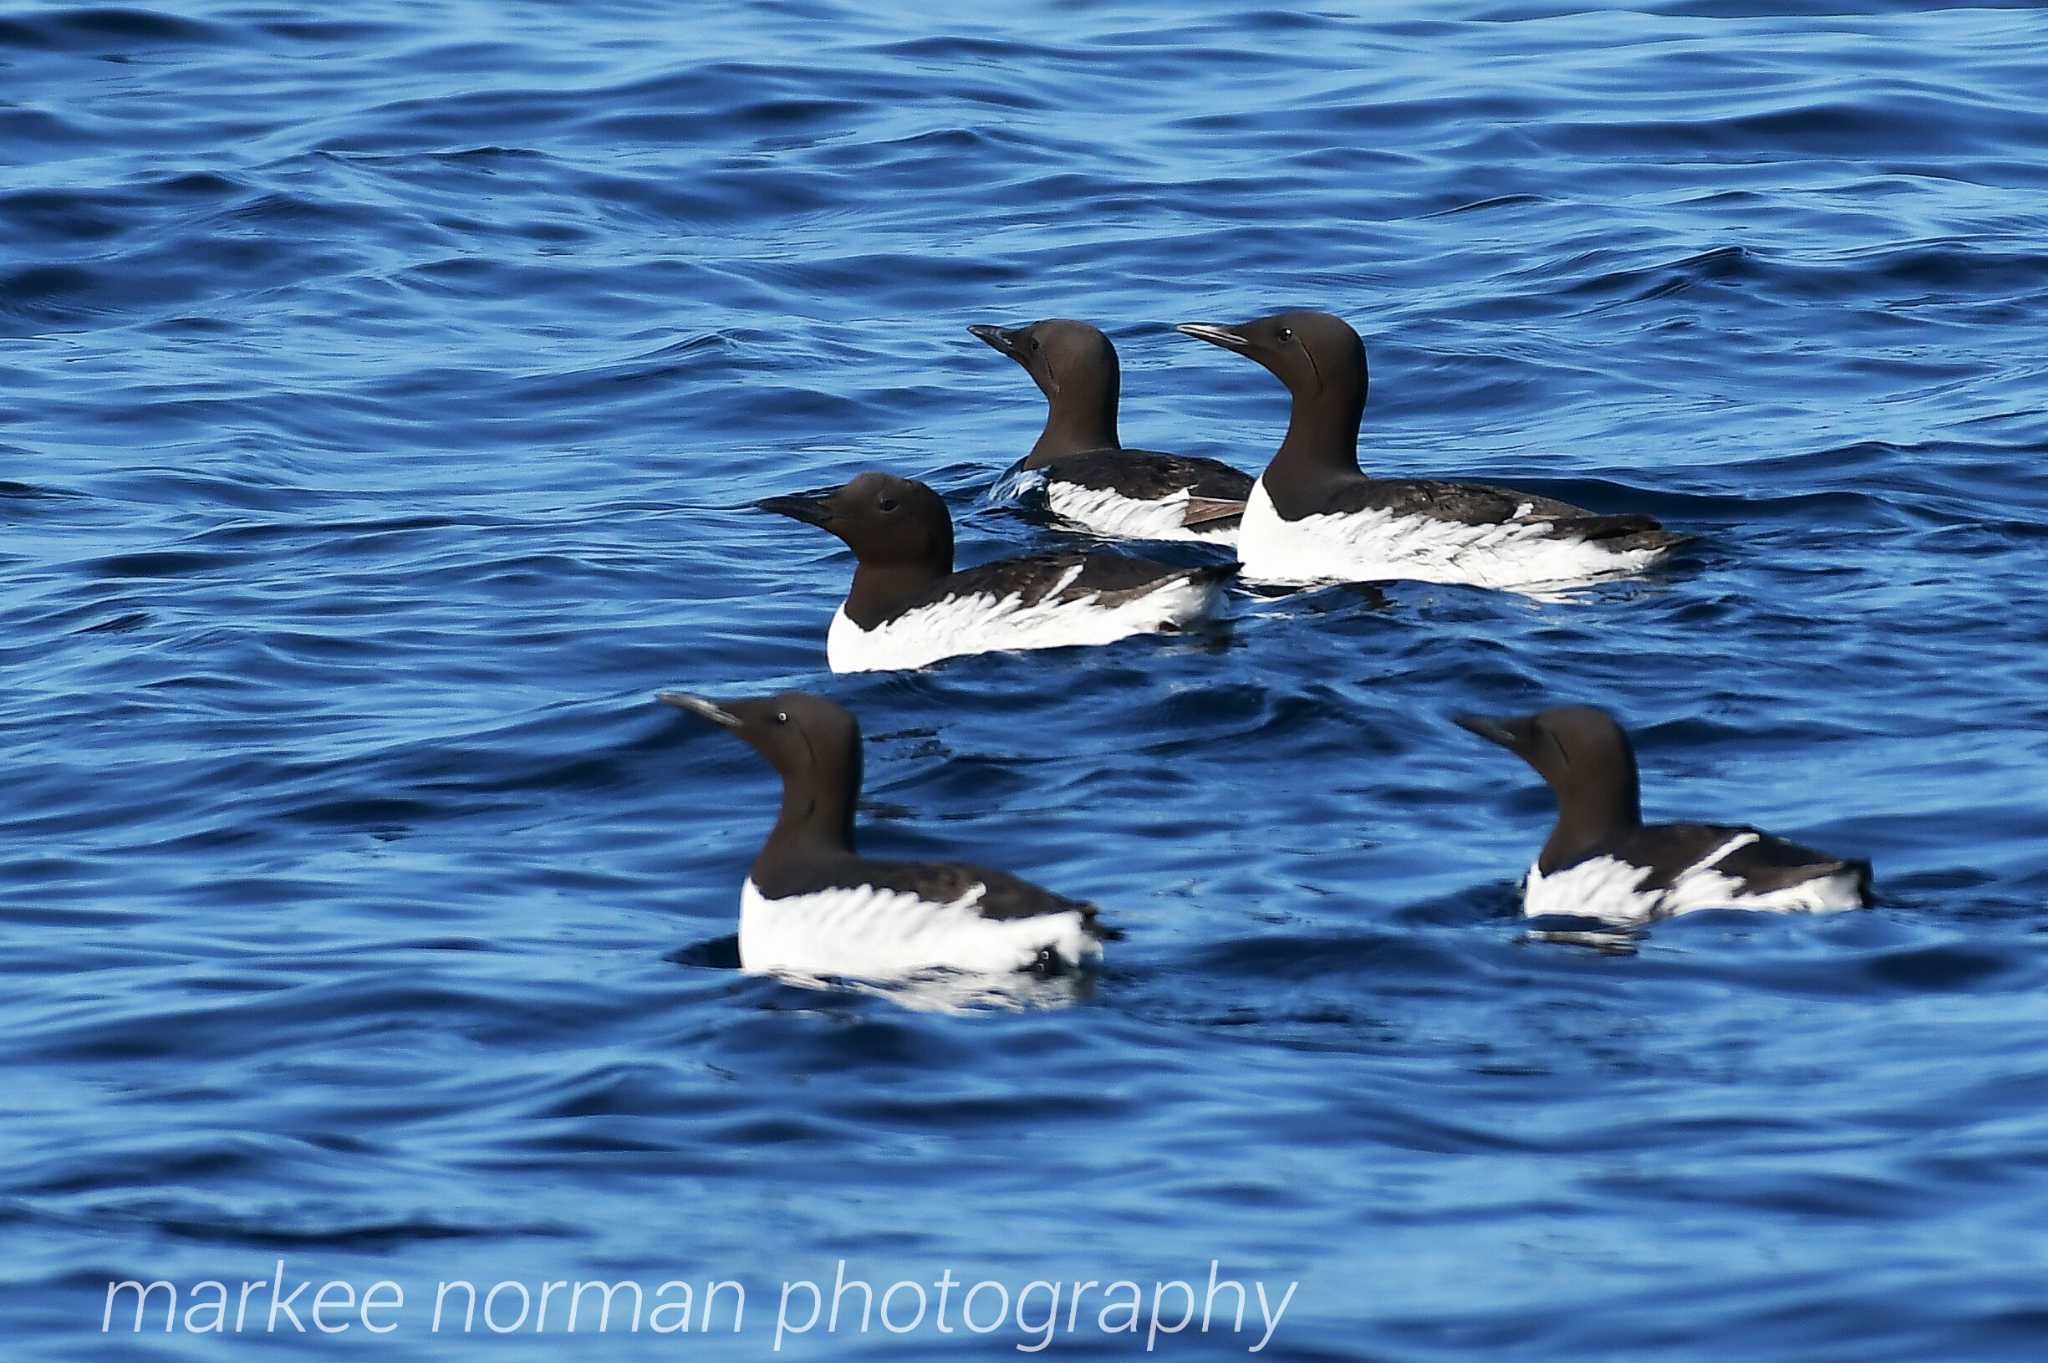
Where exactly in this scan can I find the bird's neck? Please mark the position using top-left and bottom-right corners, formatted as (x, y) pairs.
(844, 555), (951, 629)
(1537, 778), (1643, 873)
(1268, 382), (1367, 483)
(1024, 392), (1119, 467)
(754, 765), (859, 891)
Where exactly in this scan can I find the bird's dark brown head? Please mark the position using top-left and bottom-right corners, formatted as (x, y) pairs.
(1176, 310), (1368, 481)
(1175, 310), (1366, 403)
(969, 319), (1117, 401)
(1455, 705), (1644, 858)
(659, 689), (862, 854)
(968, 319), (1121, 462)
(757, 471), (954, 572)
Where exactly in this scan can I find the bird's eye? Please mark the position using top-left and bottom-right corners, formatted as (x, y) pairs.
(775, 711), (789, 724)
(878, 496), (898, 512)
(1278, 327), (1295, 343)
(1027, 336), (1040, 351)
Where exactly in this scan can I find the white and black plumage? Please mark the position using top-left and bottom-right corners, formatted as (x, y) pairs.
(968, 319), (1251, 544)
(1455, 705), (1873, 923)
(1174, 311), (1686, 590)
(758, 471), (1236, 672)
(660, 690), (1118, 978)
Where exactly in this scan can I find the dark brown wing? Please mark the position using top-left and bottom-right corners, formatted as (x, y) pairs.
(1705, 831), (1871, 897)
(920, 552), (1234, 613)
(1593, 823), (1866, 897)
(1330, 478), (1682, 549)
(1039, 449), (1254, 504)
(1181, 497), (1247, 529)
(854, 861), (1121, 941)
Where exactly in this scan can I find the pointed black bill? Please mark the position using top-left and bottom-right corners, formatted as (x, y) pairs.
(659, 692), (742, 729)
(756, 493), (835, 527)
(1453, 712), (1523, 750)
(1174, 322), (1250, 351)
(967, 323), (1019, 357)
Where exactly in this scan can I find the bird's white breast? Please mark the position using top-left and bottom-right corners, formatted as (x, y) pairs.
(824, 567), (1223, 672)
(1522, 833), (1866, 922)
(1237, 477), (1665, 592)
(738, 877), (1098, 978)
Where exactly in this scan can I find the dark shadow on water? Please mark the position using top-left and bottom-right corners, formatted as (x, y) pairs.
(667, 933), (742, 969)
(1241, 580), (1397, 611)
(1522, 913), (1645, 956)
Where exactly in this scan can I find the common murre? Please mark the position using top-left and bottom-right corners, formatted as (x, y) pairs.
(1455, 705), (1874, 922)
(1175, 310), (1685, 590)
(759, 471), (1236, 672)
(661, 690), (1119, 977)
(968, 318), (1252, 544)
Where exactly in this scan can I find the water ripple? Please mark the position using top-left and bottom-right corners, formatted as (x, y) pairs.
(3, 2), (2046, 1359)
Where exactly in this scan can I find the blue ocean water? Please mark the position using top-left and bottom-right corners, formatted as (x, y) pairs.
(6, 1), (2048, 1357)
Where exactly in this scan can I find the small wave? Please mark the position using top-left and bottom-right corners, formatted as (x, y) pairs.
(0, 6), (234, 52)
